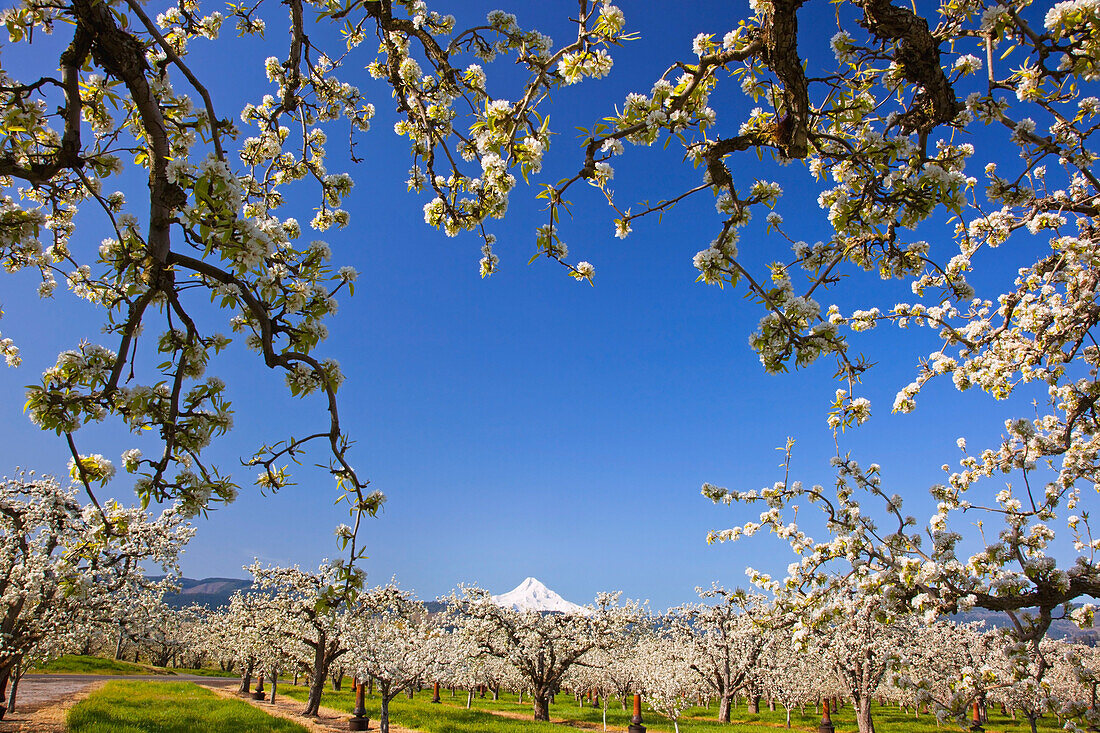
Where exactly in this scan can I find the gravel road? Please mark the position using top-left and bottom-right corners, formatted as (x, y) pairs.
(8, 673), (239, 714)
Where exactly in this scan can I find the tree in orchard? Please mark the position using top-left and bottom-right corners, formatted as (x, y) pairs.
(890, 620), (1000, 725)
(813, 593), (914, 733)
(224, 583), (304, 702)
(448, 587), (642, 721)
(198, 606), (240, 674)
(223, 589), (271, 695)
(175, 605), (226, 670)
(0, 471), (192, 711)
(668, 585), (769, 722)
(632, 634), (698, 733)
(475, 655), (517, 702)
(127, 594), (199, 667)
(986, 634), (1073, 733)
(251, 599), (301, 703)
(343, 583), (444, 733)
(567, 636), (644, 731)
(1062, 642), (1100, 728)
(1040, 641), (1093, 729)
(246, 561), (349, 716)
(0, 0), (396, 591)
(585, 640), (642, 714)
(756, 632), (825, 729)
(433, 627), (486, 709)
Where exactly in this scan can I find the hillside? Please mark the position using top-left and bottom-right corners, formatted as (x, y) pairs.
(952, 606), (1100, 644)
(162, 577), (252, 608)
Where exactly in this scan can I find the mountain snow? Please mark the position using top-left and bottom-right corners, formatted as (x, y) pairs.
(491, 577), (587, 614)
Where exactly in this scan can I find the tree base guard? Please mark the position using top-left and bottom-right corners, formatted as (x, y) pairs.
(348, 716), (370, 731)
(628, 726), (646, 733)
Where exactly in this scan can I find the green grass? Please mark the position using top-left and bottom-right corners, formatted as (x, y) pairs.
(66, 680), (308, 733)
(29, 655), (165, 676)
(465, 690), (1069, 732)
(30, 654), (240, 678)
(171, 666), (240, 678)
(279, 685), (1069, 732)
(278, 684), (566, 733)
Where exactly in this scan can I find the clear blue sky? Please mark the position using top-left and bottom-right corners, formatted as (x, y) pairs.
(0, 0), (1048, 610)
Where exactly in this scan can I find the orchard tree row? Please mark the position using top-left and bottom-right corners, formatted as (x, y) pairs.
(4, 468), (1100, 733)
(206, 573), (1100, 733)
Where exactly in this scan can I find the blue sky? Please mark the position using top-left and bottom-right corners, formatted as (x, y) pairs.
(0, 1), (1054, 610)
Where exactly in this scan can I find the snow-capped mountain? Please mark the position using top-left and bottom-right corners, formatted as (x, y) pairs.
(491, 577), (587, 614)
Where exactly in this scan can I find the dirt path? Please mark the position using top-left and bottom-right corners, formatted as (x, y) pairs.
(435, 699), (833, 733)
(202, 685), (422, 733)
(0, 681), (106, 733)
(438, 699), (626, 731)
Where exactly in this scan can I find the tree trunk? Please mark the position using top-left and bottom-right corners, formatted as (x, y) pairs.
(302, 679), (324, 717)
(115, 628), (126, 660)
(269, 669), (278, 703)
(0, 663), (10, 718)
(466, 689), (474, 709)
(380, 682), (392, 733)
(301, 638), (332, 717)
(238, 659), (254, 695)
(7, 656), (26, 714)
(492, 685), (499, 701)
(855, 695), (876, 733)
(748, 694), (762, 714)
(719, 693), (732, 723)
(7, 671), (19, 714)
(533, 687), (551, 721)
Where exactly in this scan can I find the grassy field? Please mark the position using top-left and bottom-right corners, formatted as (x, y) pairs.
(278, 684), (566, 733)
(29, 655), (166, 676)
(170, 666), (239, 677)
(278, 684), (1067, 732)
(67, 680), (307, 732)
(29, 654), (238, 677)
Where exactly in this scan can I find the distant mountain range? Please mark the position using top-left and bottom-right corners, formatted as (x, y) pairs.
(163, 577), (252, 608)
(163, 578), (1097, 644)
(951, 606), (1100, 644)
(162, 576), (590, 613)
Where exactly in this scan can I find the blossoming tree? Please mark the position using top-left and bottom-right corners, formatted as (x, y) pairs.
(633, 634), (698, 733)
(344, 583), (444, 733)
(0, 471), (192, 712)
(448, 586), (642, 721)
(246, 561), (349, 716)
(668, 585), (770, 722)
